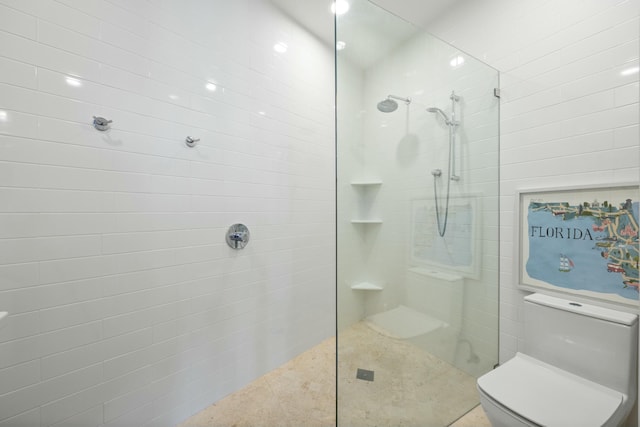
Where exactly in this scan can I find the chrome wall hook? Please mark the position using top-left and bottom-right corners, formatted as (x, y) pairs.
(92, 116), (112, 131)
(185, 136), (200, 147)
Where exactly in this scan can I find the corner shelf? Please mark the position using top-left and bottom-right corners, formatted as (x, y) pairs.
(350, 282), (384, 291)
(350, 179), (383, 225)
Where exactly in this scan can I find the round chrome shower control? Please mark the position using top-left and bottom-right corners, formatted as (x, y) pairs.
(226, 224), (250, 249)
(431, 169), (442, 177)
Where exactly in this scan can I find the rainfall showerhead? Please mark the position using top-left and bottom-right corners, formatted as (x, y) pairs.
(377, 95), (411, 113)
(377, 98), (399, 113)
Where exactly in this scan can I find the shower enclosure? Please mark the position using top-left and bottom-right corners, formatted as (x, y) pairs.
(336, 1), (500, 425)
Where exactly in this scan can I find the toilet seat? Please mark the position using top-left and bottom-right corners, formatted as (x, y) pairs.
(477, 353), (624, 427)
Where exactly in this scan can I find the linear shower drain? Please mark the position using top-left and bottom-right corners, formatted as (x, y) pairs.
(356, 368), (374, 382)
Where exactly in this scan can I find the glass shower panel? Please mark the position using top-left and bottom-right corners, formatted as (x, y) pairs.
(336, 1), (499, 426)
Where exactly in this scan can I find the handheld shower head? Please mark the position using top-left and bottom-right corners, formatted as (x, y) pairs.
(427, 107), (450, 124)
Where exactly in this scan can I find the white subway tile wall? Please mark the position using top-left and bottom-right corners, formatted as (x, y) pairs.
(337, 24), (500, 375)
(427, 0), (639, 363)
(0, 0), (335, 426)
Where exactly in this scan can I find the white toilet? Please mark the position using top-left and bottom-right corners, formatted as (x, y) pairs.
(477, 293), (638, 427)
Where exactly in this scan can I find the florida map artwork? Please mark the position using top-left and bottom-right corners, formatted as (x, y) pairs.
(521, 186), (639, 304)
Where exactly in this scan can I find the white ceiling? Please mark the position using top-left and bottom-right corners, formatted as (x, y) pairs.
(268, 0), (335, 46)
(268, 0), (465, 68)
(369, 0), (464, 27)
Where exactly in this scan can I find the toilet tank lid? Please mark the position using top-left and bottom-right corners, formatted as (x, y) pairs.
(525, 293), (637, 326)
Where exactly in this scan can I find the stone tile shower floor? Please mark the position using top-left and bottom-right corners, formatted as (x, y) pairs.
(178, 322), (489, 427)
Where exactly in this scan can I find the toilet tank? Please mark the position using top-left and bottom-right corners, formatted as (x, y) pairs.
(523, 293), (638, 395)
(405, 268), (464, 326)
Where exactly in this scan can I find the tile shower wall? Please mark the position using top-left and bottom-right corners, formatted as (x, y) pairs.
(358, 33), (499, 373)
(424, 0), (639, 362)
(0, 1), (335, 426)
(336, 58), (367, 331)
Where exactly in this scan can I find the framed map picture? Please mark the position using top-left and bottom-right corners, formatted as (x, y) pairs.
(517, 184), (639, 307)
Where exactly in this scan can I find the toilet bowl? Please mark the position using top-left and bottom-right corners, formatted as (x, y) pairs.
(364, 268), (464, 362)
(477, 293), (638, 427)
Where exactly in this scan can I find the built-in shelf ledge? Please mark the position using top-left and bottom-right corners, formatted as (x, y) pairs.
(351, 219), (383, 224)
(408, 267), (463, 282)
(350, 180), (382, 186)
(0, 311), (8, 331)
(351, 282), (384, 291)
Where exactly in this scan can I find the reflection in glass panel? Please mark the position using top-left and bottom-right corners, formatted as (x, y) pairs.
(336, 1), (500, 425)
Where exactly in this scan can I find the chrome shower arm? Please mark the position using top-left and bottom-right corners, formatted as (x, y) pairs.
(387, 95), (411, 104)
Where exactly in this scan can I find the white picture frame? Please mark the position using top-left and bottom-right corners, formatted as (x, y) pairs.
(515, 183), (639, 307)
